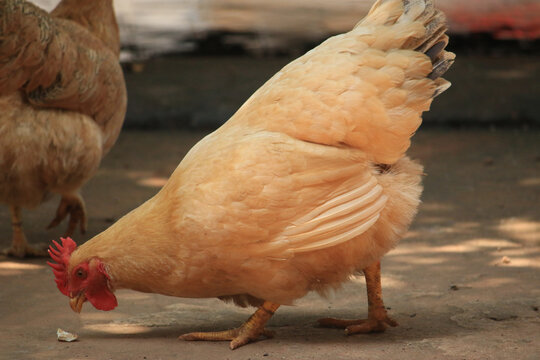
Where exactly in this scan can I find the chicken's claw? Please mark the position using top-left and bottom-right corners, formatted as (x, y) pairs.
(2, 242), (49, 258)
(180, 327), (275, 350)
(2, 206), (49, 258)
(345, 316), (398, 335)
(47, 193), (87, 236)
(318, 315), (398, 334)
(179, 301), (280, 350)
(318, 261), (398, 335)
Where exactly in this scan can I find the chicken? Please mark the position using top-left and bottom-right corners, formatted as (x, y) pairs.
(48, 0), (454, 349)
(0, 0), (126, 257)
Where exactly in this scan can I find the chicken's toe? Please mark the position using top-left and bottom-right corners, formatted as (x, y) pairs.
(179, 328), (239, 342)
(344, 316), (398, 335)
(2, 242), (49, 258)
(179, 327), (274, 349)
(3, 206), (48, 258)
(319, 261), (398, 335)
(179, 301), (279, 349)
(318, 315), (397, 334)
(229, 328), (275, 350)
(47, 193), (87, 236)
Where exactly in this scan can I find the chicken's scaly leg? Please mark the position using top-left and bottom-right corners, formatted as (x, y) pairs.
(2, 206), (48, 258)
(318, 261), (397, 334)
(47, 192), (87, 236)
(180, 301), (280, 349)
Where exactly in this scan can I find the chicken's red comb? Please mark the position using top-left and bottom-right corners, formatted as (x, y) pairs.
(47, 237), (77, 296)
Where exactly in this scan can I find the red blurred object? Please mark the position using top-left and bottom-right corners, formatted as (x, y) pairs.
(443, 2), (540, 39)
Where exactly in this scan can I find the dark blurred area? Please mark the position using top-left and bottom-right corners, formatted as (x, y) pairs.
(120, 35), (539, 130)
(32, 0), (540, 129)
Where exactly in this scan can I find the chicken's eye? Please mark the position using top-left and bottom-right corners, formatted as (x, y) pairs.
(76, 269), (87, 279)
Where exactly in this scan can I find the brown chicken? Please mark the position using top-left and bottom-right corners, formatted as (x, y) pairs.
(0, 0), (126, 257)
(48, 0), (454, 349)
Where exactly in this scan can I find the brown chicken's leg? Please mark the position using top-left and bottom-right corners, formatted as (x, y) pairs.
(2, 206), (48, 258)
(180, 301), (280, 349)
(318, 261), (397, 334)
(47, 192), (87, 237)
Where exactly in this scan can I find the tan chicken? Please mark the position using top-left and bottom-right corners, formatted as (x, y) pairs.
(0, 0), (126, 257)
(48, 0), (454, 349)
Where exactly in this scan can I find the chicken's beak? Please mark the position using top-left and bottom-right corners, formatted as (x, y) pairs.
(69, 293), (86, 313)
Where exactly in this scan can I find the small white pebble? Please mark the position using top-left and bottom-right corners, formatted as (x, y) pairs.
(57, 328), (78, 342)
(501, 256), (511, 264)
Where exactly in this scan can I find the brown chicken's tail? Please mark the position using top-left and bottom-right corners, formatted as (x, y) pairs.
(358, 0), (455, 97)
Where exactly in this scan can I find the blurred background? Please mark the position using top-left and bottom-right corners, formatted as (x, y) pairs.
(31, 0), (539, 129)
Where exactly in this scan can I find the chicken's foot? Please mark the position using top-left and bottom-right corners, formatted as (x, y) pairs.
(179, 301), (280, 349)
(47, 192), (87, 236)
(2, 206), (48, 258)
(318, 261), (398, 334)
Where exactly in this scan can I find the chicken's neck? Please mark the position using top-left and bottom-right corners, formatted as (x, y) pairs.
(51, 0), (120, 56)
(71, 193), (183, 294)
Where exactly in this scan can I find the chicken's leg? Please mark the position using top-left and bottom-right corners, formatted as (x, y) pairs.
(47, 192), (87, 236)
(318, 261), (397, 334)
(2, 206), (48, 258)
(180, 301), (280, 349)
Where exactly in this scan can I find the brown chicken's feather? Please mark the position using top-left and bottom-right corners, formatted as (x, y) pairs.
(0, 0), (125, 209)
(51, 0), (121, 56)
(0, 93), (103, 207)
(0, 0), (126, 153)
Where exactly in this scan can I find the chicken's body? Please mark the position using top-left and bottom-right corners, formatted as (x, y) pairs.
(50, 0), (454, 349)
(82, 130), (422, 305)
(0, 0), (126, 257)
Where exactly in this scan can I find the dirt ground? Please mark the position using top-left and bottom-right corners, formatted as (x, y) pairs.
(0, 129), (539, 360)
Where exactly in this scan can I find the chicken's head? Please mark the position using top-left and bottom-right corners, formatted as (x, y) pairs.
(47, 237), (117, 313)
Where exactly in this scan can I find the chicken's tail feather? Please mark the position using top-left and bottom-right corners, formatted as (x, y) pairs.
(359, 0), (455, 97)
(231, 0), (455, 164)
(340, 0), (454, 163)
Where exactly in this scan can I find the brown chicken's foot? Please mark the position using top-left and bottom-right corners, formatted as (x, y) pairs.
(179, 301), (280, 349)
(2, 206), (48, 258)
(1, 241), (49, 258)
(47, 192), (87, 236)
(318, 261), (398, 335)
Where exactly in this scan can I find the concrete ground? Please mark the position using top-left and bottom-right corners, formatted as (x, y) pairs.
(0, 129), (539, 360)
